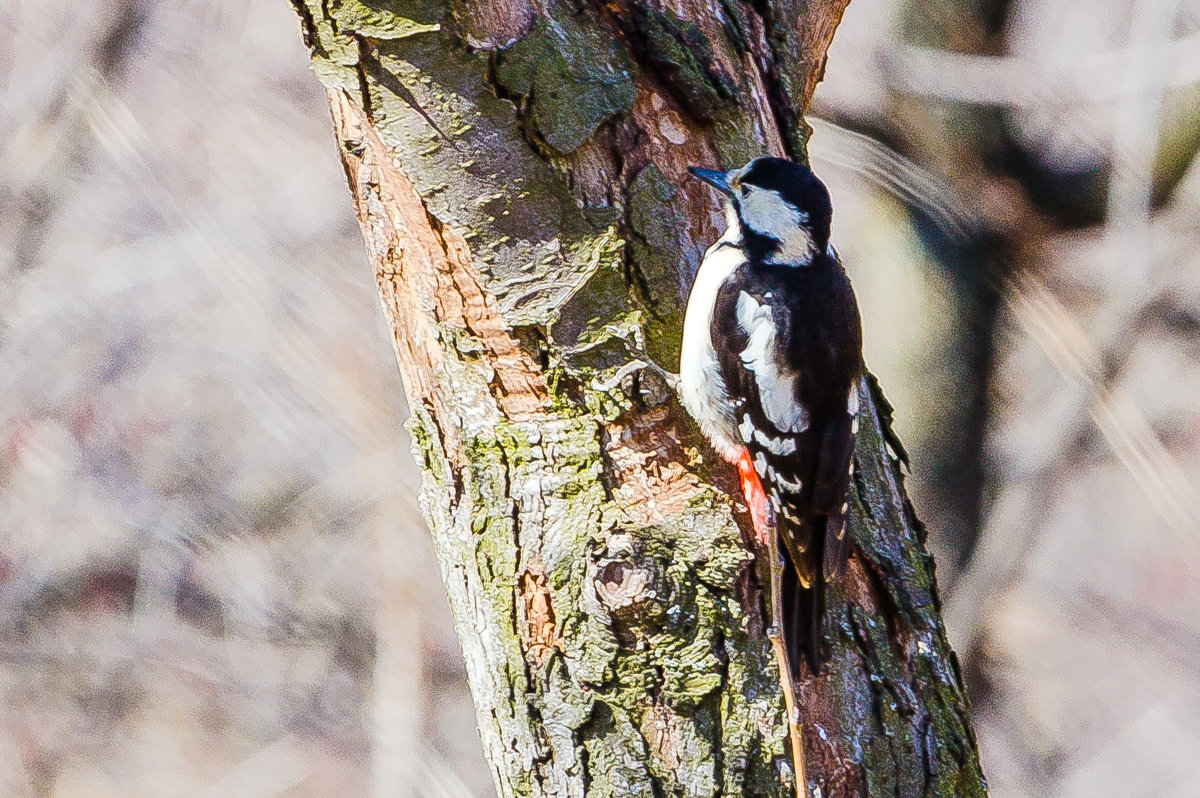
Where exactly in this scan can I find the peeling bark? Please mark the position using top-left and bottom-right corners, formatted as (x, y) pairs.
(290, 1), (987, 796)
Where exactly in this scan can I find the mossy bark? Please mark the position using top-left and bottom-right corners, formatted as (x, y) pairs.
(289, 1), (988, 795)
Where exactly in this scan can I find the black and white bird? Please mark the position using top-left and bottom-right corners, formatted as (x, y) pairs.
(679, 157), (864, 675)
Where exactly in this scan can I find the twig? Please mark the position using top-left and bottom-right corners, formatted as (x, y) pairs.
(766, 531), (808, 797)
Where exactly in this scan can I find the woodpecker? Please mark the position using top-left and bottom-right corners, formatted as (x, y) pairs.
(679, 157), (863, 675)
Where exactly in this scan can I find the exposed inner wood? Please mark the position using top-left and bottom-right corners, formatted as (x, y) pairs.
(330, 90), (549, 425)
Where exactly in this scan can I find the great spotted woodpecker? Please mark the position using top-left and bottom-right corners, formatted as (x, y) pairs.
(679, 157), (864, 675)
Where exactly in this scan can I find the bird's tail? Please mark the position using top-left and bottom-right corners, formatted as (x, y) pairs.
(778, 512), (847, 677)
(779, 528), (824, 677)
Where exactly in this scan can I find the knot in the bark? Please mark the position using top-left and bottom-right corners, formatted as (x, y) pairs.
(590, 533), (670, 632)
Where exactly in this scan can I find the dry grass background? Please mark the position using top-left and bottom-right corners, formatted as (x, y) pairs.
(815, 1), (1200, 795)
(1, 1), (488, 795)
(2, 0), (1199, 796)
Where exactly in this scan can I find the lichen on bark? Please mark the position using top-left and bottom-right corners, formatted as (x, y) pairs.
(290, 0), (988, 795)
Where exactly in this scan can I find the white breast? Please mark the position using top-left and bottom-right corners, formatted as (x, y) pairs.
(679, 229), (745, 461)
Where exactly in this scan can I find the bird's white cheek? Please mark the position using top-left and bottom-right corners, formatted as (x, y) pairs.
(740, 188), (802, 237)
(740, 187), (816, 265)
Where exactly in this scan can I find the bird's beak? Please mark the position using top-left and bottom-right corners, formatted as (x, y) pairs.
(688, 167), (735, 196)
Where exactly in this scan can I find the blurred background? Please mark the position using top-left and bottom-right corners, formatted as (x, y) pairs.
(1, 0), (1197, 796)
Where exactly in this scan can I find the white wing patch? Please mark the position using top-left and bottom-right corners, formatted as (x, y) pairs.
(771, 468), (803, 493)
(756, 428), (798, 456)
(737, 413), (755, 443)
(736, 291), (810, 434)
(739, 412), (798, 455)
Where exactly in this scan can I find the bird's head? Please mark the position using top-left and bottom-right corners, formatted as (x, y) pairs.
(689, 157), (832, 266)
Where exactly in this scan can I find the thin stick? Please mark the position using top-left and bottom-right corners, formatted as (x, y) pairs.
(766, 532), (808, 797)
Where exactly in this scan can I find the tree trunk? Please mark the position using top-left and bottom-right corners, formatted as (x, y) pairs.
(288, 1), (987, 795)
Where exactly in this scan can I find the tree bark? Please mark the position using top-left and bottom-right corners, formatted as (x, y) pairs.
(288, 1), (987, 796)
